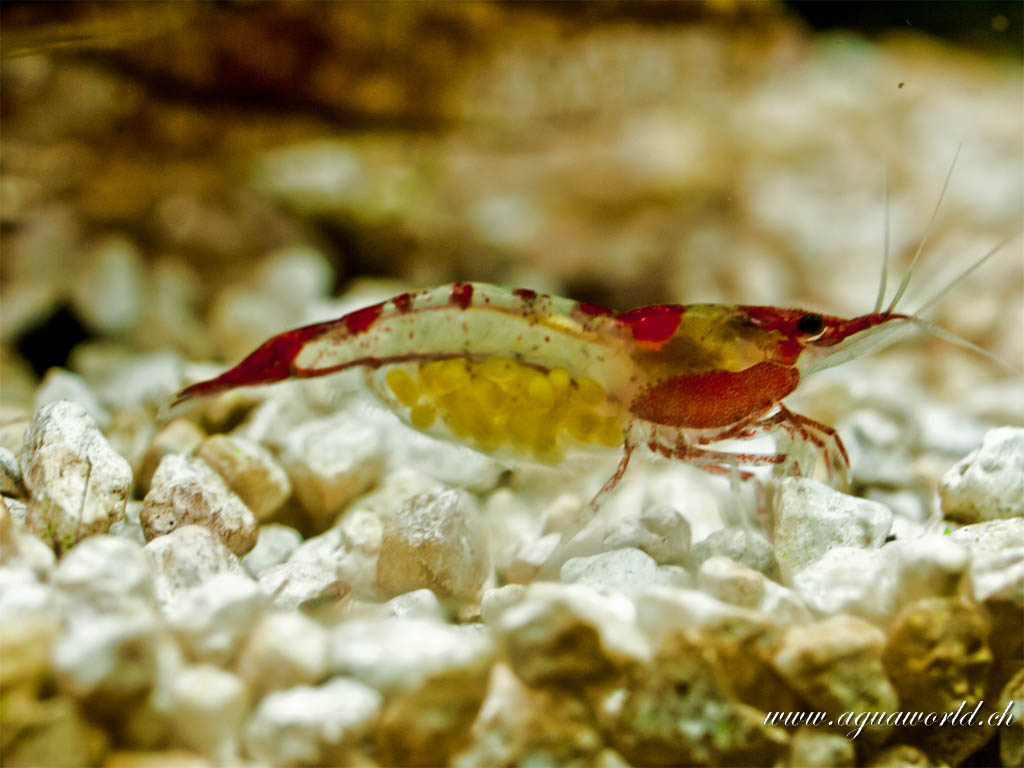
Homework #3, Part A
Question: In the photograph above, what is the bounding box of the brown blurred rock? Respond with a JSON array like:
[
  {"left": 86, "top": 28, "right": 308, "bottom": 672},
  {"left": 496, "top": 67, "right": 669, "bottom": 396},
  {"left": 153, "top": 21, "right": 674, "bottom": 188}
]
[
  {"left": 772, "top": 615, "right": 898, "bottom": 745},
  {"left": 452, "top": 663, "right": 606, "bottom": 768},
  {"left": 883, "top": 597, "right": 995, "bottom": 766},
  {"left": 606, "top": 632, "right": 789, "bottom": 767}
]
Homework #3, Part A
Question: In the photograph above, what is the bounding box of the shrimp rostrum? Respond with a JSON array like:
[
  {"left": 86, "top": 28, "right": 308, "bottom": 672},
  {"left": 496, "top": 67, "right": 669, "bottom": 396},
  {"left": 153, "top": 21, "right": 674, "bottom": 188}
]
[{"left": 173, "top": 215, "right": 1013, "bottom": 507}]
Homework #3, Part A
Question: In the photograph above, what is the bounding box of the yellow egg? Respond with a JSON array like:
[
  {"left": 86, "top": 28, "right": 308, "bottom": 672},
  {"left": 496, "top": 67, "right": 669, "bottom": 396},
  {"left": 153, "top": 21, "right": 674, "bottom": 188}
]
[
  {"left": 410, "top": 403, "right": 437, "bottom": 429},
  {"left": 481, "top": 356, "right": 518, "bottom": 382},
  {"left": 547, "top": 367, "right": 571, "bottom": 397},
  {"left": 385, "top": 368, "right": 420, "bottom": 407},
  {"left": 573, "top": 377, "right": 606, "bottom": 406},
  {"left": 565, "top": 408, "right": 600, "bottom": 441},
  {"left": 525, "top": 370, "right": 555, "bottom": 407}
]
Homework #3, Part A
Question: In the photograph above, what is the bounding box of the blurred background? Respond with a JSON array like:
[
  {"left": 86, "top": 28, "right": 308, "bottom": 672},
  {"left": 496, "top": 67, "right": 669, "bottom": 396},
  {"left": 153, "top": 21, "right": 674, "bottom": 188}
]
[{"left": 2, "top": 0, "right": 1022, "bottom": 410}]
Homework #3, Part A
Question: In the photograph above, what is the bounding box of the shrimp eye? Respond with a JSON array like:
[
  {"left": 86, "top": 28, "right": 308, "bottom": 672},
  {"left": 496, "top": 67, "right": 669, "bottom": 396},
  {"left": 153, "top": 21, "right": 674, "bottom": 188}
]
[{"left": 797, "top": 313, "right": 825, "bottom": 335}]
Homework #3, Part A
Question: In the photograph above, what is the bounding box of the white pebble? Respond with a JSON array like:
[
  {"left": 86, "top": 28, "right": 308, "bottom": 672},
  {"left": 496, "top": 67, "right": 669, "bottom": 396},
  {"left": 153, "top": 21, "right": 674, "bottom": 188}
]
[
  {"left": 791, "top": 547, "right": 889, "bottom": 621},
  {"left": 53, "top": 535, "right": 155, "bottom": 614},
  {"left": 0, "top": 498, "right": 55, "bottom": 577},
  {"left": 480, "top": 584, "right": 528, "bottom": 628},
  {"left": 560, "top": 547, "right": 660, "bottom": 590},
  {"left": 169, "top": 665, "right": 249, "bottom": 762},
  {"left": 52, "top": 611, "right": 159, "bottom": 702},
  {"left": 142, "top": 454, "right": 258, "bottom": 556},
  {"left": 602, "top": 504, "right": 692, "bottom": 565},
  {"left": 242, "top": 523, "right": 303, "bottom": 577},
  {"left": 287, "top": 510, "right": 381, "bottom": 600},
  {"left": 377, "top": 490, "right": 491, "bottom": 601},
  {"left": 70, "top": 234, "right": 145, "bottom": 336},
  {"left": 384, "top": 588, "right": 446, "bottom": 621},
  {"left": 697, "top": 556, "right": 811, "bottom": 624},
  {"left": 280, "top": 412, "right": 383, "bottom": 527},
  {"left": 773, "top": 478, "right": 892, "bottom": 583},
  {"left": 137, "top": 419, "right": 205, "bottom": 494},
  {"left": 690, "top": 527, "right": 778, "bottom": 579},
  {"left": 0, "top": 446, "right": 25, "bottom": 497},
  {"left": 20, "top": 400, "right": 132, "bottom": 550},
  {"left": 32, "top": 369, "right": 110, "bottom": 429},
  {"left": 633, "top": 585, "right": 767, "bottom": 643},
  {"left": 257, "top": 560, "right": 350, "bottom": 612},
  {"left": 145, "top": 524, "right": 247, "bottom": 606},
  {"left": 941, "top": 427, "right": 1024, "bottom": 523},
  {"left": 163, "top": 572, "right": 265, "bottom": 665},
  {"left": 966, "top": 546, "right": 1024, "bottom": 605},
  {"left": 329, "top": 618, "right": 495, "bottom": 694},
  {"left": 494, "top": 583, "right": 649, "bottom": 685},
  {"left": 0, "top": 565, "right": 58, "bottom": 621},
  {"left": 243, "top": 676, "right": 382, "bottom": 766},
  {"left": 237, "top": 611, "right": 329, "bottom": 695}
]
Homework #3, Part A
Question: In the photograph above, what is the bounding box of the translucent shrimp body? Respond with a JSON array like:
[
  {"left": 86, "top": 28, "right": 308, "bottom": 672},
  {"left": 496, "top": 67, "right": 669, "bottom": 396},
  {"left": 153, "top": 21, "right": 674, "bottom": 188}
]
[{"left": 173, "top": 213, "right": 1014, "bottom": 505}]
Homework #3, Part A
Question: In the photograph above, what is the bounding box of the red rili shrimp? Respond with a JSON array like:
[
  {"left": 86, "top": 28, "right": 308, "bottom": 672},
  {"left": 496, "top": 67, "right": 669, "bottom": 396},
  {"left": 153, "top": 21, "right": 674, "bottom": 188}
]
[{"left": 172, "top": 164, "right": 1016, "bottom": 507}]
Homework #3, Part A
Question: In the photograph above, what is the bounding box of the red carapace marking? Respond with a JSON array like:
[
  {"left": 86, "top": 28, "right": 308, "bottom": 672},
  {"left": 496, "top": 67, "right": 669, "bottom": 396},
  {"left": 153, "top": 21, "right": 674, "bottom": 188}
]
[
  {"left": 513, "top": 288, "right": 537, "bottom": 302},
  {"left": 630, "top": 362, "right": 799, "bottom": 429},
  {"left": 576, "top": 301, "right": 613, "bottom": 316},
  {"left": 450, "top": 282, "right": 474, "bottom": 309},
  {"left": 617, "top": 305, "right": 684, "bottom": 344},
  {"left": 171, "top": 319, "right": 336, "bottom": 406},
  {"left": 344, "top": 303, "right": 384, "bottom": 334},
  {"left": 392, "top": 293, "right": 413, "bottom": 313}
]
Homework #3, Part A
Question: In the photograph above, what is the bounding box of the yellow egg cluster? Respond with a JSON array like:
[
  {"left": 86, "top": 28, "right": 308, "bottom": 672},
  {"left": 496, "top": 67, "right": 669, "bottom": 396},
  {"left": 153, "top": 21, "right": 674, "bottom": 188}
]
[{"left": 385, "top": 357, "right": 624, "bottom": 462}]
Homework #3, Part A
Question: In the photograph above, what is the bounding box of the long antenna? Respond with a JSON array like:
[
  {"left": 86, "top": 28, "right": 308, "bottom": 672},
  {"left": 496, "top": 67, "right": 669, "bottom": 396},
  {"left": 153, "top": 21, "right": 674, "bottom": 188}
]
[
  {"left": 873, "top": 166, "right": 891, "bottom": 313},
  {"left": 886, "top": 144, "right": 962, "bottom": 314},
  {"left": 913, "top": 230, "right": 1022, "bottom": 316}
]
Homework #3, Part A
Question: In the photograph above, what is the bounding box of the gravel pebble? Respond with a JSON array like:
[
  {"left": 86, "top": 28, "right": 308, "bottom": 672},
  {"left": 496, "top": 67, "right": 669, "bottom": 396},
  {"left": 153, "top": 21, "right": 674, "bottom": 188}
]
[
  {"left": 162, "top": 572, "right": 265, "bottom": 665},
  {"left": 0, "top": 497, "right": 55, "bottom": 576},
  {"left": 243, "top": 676, "right": 381, "bottom": 766},
  {"left": 33, "top": 369, "right": 110, "bottom": 429},
  {"left": 560, "top": 547, "right": 660, "bottom": 590},
  {"left": 494, "top": 582, "right": 648, "bottom": 686},
  {"left": 773, "top": 478, "right": 892, "bottom": 583},
  {"left": 940, "top": 427, "right": 1024, "bottom": 523},
  {"left": 377, "top": 489, "right": 491, "bottom": 601},
  {"left": 256, "top": 560, "right": 351, "bottom": 612},
  {"left": 137, "top": 419, "right": 205, "bottom": 495},
  {"left": 689, "top": 527, "right": 778, "bottom": 579},
  {"left": 20, "top": 400, "right": 132, "bottom": 550},
  {"left": 241, "top": 523, "right": 303, "bottom": 577},
  {"left": 280, "top": 412, "right": 383, "bottom": 529},
  {"left": 145, "top": 525, "right": 247, "bottom": 606},
  {"left": 789, "top": 727, "right": 855, "bottom": 767},
  {"left": 384, "top": 588, "right": 446, "bottom": 621},
  {"left": 53, "top": 535, "right": 155, "bottom": 614},
  {"left": 288, "top": 509, "right": 381, "bottom": 599},
  {"left": 329, "top": 618, "right": 494, "bottom": 694},
  {"left": 772, "top": 615, "right": 898, "bottom": 742},
  {"left": 0, "top": 446, "right": 25, "bottom": 497},
  {"left": 52, "top": 611, "right": 160, "bottom": 705},
  {"left": 236, "top": 610, "right": 329, "bottom": 695},
  {"left": 142, "top": 454, "right": 258, "bottom": 556},
  {"left": 168, "top": 665, "right": 249, "bottom": 762},
  {"left": 197, "top": 434, "right": 291, "bottom": 521},
  {"left": 698, "top": 556, "right": 812, "bottom": 624}
]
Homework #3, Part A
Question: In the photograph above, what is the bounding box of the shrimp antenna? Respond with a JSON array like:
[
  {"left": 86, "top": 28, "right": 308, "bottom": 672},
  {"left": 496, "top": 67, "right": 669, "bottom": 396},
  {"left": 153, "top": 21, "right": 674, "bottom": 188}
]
[
  {"left": 906, "top": 316, "right": 1015, "bottom": 372},
  {"left": 886, "top": 144, "right": 962, "bottom": 314},
  {"left": 872, "top": 166, "right": 891, "bottom": 313},
  {"left": 913, "top": 230, "right": 1022, "bottom": 316}
]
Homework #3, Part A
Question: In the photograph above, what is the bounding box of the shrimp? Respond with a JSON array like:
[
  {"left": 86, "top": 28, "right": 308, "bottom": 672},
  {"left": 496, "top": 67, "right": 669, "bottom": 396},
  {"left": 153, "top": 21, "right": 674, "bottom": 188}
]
[{"left": 171, "top": 166, "right": 1017, "bottom": 508}]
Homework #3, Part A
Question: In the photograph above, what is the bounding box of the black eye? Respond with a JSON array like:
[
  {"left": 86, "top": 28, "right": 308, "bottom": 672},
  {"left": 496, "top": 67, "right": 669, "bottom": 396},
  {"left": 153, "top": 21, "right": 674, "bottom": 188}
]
[{"left": 797, "top": 313, "right": 825, "bottom": 335}]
